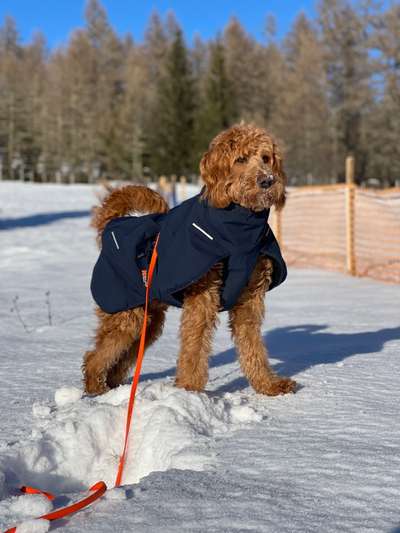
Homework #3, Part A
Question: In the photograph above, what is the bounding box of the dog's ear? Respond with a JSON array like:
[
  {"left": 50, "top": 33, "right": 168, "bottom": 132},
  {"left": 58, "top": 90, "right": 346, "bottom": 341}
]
[
  {"left": 200, "top": 145, "right": 232, "bottom": 208},
  {"left": 272, "top": 143, "right": 287, "bottom": 211}
]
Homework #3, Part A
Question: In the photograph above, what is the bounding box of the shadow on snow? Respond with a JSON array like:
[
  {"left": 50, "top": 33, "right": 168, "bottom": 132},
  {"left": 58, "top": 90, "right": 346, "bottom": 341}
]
[
  {"left": 141, "top": 324, "right": 400, "bottom": 393},
  {"left": 0, "top": 210, "right": 90, "bottom": 230}
]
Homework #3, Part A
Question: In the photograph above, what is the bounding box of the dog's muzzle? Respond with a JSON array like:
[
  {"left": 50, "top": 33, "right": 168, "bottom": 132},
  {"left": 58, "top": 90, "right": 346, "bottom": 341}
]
[{"left": 257, "top": 174, "right": 276, "bottom": 189}]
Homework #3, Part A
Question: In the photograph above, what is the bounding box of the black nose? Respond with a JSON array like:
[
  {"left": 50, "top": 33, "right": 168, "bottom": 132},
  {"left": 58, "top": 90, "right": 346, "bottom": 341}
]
[{"left": 258, "top": 175, "right": 275, "bottom": 189}]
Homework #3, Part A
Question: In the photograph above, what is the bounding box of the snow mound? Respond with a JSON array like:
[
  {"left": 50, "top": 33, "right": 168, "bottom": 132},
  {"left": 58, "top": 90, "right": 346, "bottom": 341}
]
[
  {"left": 0, "top": 381, "right": 263, "bottom": 500},
  {"left": 16, "top": 518, "right": 50, "bottom": 532},
  {"left": 54, "top": 386, "right": 82, "bottom": 407},
  {"left": 32, "top": 403, "right": 51, "bottom": 419},
  {"left": 10, "top": 494, "right": 52, "bottom": 517}
]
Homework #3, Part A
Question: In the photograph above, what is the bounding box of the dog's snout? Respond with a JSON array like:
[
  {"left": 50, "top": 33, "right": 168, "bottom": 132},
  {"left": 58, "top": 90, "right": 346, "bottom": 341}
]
[{"left": 258, "top": 175, "right": 275, "bottom": 189}]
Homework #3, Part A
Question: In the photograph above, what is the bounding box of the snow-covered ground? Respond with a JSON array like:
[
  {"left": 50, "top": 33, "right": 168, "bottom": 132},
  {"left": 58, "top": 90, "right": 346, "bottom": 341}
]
[{"left": 0, "top": 181, "right": 399, "bottom": 533}]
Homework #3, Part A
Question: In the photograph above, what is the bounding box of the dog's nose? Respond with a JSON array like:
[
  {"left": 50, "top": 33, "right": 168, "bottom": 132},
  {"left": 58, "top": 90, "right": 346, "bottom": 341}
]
[{"left": 258, "top": 175, "right": 275, "bottom": 189}]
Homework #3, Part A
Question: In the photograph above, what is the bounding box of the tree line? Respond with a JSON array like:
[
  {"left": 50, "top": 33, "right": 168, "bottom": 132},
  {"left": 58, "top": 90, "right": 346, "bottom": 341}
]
[{"left": 0, "top": 0, "right": 399, "bottom": 186}]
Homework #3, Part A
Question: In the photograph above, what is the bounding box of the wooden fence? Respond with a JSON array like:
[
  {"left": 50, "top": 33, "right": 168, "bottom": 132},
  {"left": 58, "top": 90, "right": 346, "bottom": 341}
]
[{"left": 270, "top": 159, "right": 400, "bottom": 284}]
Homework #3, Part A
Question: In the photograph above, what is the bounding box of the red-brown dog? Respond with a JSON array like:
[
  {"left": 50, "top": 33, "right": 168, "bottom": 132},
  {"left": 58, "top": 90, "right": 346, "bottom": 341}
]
[{"left": 83, "top": 124, "right": 296, "bottom": 397}]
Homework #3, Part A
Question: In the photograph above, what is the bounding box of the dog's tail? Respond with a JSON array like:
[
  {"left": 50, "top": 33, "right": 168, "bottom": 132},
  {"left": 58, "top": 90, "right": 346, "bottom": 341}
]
[{"left": 91, "top": 184, "right": 169, "bottom": 244}]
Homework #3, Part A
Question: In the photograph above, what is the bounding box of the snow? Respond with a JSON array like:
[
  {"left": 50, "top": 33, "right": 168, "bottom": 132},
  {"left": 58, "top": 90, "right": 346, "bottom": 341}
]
[
  {"left": 0, "top": 181, "right": 400, "bottom": 532},
  {"left": 9, "top": 494, "right": 52, "bottom": 518},
  {"left": 0, "top": 380, "right": 265, "bottom": 500},
  {"left": 16, "top": 519, "right": 50, "bottom": 533},
  {"left": 54, "top": 386, "right": 82, "bottom": 407}
]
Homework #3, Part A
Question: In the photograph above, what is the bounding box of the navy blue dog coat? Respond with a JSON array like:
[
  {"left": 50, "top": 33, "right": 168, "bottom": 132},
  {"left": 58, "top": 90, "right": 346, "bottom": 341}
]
[{"left": 91, "top": 192, "right": 287, "bottom": 314}]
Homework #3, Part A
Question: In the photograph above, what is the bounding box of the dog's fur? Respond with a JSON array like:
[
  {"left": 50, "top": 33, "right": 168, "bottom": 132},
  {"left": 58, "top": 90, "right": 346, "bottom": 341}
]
[{"left": 83, "top": 124, "right": 296, "bottom": 396}]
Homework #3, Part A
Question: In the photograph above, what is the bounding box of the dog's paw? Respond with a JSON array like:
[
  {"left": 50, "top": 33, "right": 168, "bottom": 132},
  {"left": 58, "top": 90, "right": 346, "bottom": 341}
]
[
  {"left": 174, "top": 378, "right": 205, "bottom": 393},
  {"left": 255, "top": 376, "right": 297, "bottom": 396},
  {"left": 83, "top": 374, "right": 110, "bottom": 396}
]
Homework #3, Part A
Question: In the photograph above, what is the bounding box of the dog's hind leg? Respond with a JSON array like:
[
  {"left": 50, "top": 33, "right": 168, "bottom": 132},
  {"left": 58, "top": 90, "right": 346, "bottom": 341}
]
[
  {"left": 106, "top": 301, "right": 167, "bottom": 389},
  {"left": 229, "top": 257, "right": 296, "bottom": 396},
  {"left": 83, "top": 307, "right": 145, "bottom": 395},
  {"left": 175, "top": 266, "right": 221, "bottom": 392}
]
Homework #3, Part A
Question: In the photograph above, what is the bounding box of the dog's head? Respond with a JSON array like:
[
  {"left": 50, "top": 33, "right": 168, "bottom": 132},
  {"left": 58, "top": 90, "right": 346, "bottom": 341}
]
[{"left": 200, "top": 124, "right": 286, "bottom": 212}]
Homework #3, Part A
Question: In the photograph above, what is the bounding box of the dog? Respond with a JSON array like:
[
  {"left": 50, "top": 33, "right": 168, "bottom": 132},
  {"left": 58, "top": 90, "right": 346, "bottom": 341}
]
[{"left": 83, "top": 123, "right": 296, "bottom": 397}]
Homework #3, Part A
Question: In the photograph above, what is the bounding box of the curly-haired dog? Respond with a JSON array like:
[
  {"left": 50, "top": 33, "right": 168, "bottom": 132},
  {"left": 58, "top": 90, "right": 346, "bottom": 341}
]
[{"left": 83, "top": 124, "right": 296, "bottom": 396}]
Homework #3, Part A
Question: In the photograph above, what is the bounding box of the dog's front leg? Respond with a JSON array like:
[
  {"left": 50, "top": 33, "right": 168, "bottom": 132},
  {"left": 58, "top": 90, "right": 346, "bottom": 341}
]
[
  {"left": 175, "top": 266, "right": 222, "bottom": 392},
  {"left": 229, "top": 257, "right": 296, "bottom": 396}
]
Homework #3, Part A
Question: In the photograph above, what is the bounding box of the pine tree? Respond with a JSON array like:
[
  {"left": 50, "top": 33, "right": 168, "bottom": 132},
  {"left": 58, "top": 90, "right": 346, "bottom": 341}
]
[
  {"left": 365, "top": 3, "right": 400, "bottom": 185},
  {"left": 0, "top": 17, "right": 45, "bottom": 180},
  {"left": 143, "top": 11, "right": 168, "bottom": 84},
  {"left": 85, "top": 0, "right": 112, "bottom": 49},
  {"left": 0, "top": 15, "right": 19, "bottom": 53},
  {"left": 149, "top": 28, "right": 195, "bottom": 177},
  {"left": 21, "top": 32, "right": 48, "bottom": 179},
  {"left": 260, "top": 16, "right": 286, "bottom": 129},
  {"left": 318, "top": 0, "right": 373, "bottom": 181},
  {"left": 276, "top": 14, "right": 333, "bottom": 184},
  {"left": 194, "top": 39, "right": 235, "bottom": 160},
  {"left": 191, "top": 34, "right": 208, "bottom": 81},
  {"left": 223, "top": 18, "right": 266, "bottom": 122},
  {"left": 0, "top": 16, "right": 20, "bottom": 177},
  {"left": 49, "top": 0, "right": 127, "bottom": 180},
  {"left": 118, "top": 41, "right": 148, "bottom": 180}
]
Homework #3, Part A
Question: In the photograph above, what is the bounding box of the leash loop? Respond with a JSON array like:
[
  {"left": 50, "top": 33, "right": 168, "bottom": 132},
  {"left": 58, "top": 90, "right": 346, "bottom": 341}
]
[{"left": 4, "top": 482, "right": 107, "bottom": 533}]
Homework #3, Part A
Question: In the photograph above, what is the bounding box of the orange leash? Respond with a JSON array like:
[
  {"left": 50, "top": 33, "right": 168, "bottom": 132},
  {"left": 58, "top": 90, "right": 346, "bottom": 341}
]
[
  {"left": 3, "top": 235, "right": 160, "bottom": 532},
  {"left": 20, "top": 486, "right": 55, "bottom": 500},
  {"left": 4, "top": 482, "right": 107, "bottom": 533},
  {"left": 115, "top": 234, "right": 159, "bottom": 486}
]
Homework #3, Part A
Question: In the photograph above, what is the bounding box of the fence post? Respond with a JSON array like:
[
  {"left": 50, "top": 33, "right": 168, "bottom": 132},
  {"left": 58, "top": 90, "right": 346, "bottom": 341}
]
[
  {"left": 179, "top": 175, "right": 187, "bottom": 201},
  {"left": 158, "top": 175, "right": 167, "bottom": 195},
  {"left": 345, "top": 155, "right": 356, "bottom": 276}
]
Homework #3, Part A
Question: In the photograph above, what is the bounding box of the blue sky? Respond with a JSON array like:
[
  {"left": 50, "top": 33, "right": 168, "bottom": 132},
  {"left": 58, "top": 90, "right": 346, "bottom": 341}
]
[{"left": 0, "top": 0, "right": 318, "bottom": 48}]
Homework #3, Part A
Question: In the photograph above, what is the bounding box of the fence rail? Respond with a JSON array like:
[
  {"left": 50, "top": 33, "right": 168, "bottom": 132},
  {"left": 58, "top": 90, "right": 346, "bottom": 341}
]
[{"left": 270, "top": 179, "right": 400, "bottom": 284}]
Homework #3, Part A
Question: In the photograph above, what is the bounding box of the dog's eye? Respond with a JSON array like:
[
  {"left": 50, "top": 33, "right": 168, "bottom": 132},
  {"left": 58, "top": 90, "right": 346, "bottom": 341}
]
[
  {"left": 262, "top": 155, "right": 270, "bottom": 164},
  {"left": 235, "top": 156, "right": 248, "bottom": 164}
]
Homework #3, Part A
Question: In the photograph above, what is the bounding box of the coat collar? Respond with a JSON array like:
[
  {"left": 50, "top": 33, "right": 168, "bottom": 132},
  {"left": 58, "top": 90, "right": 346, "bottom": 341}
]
[{"left": 197, "top": 193, "right": 270, "bottom": 252}]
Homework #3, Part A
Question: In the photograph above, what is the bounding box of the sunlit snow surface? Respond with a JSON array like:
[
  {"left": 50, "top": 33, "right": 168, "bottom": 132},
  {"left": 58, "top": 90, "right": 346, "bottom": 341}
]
[{"left": 0, "top": 182, "right": 399, "bottom": 532}]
